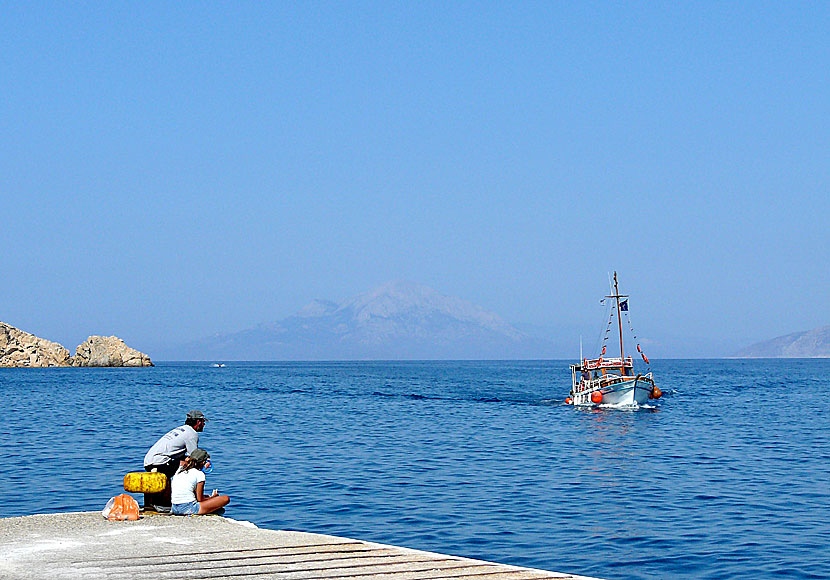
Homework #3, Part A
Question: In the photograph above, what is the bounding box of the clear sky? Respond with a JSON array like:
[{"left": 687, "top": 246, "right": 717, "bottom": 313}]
[{"left": 2, "top": 2, "right": 828, "bottom": 357}]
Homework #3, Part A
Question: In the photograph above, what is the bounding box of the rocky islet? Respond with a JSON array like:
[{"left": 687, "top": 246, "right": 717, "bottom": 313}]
[{"left": 0, "top": 322, "right": 153, "bottom": 367}]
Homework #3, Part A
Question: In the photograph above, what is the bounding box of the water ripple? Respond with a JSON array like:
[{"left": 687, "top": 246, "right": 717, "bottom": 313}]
[{"left": 1, "top": 360, "right": 829, "bottom": 580}]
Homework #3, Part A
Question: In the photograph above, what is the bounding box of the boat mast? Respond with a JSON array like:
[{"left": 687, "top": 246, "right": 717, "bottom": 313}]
[{"left": 613, "top": 272, "right": 625, "bottom": 375}]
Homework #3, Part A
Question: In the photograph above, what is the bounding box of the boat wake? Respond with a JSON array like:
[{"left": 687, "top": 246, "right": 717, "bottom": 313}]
[{"left": 593, "top": 401, "right": 658, "bottom": 411}]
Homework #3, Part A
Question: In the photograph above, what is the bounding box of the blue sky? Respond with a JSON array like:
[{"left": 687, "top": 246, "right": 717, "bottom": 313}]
[{"left": 2, "top": 3, "right": 828, "bottom": 356}]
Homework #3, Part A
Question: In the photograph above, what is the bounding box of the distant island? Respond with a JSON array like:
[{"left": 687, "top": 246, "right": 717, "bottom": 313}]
[
  {"left": 174, "top": 280, "right": 557, "bottom": 361},
  {"left": 8, "top": 292, "right": 827, "bottom": 363},
  {"left": 0, "top": 322, "right": 153, "bottom": 367},
  {"left": 734, "top": 325, "right": 830, "bottom": 358}
]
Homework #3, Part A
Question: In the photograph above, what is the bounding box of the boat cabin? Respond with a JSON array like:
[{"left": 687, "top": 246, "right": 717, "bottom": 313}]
[
  {"left": 570, "top": 356, "right": 634, "bottom": 380},
  {"left": 569, "top": 356, "right": 641, "bottom": 396}
]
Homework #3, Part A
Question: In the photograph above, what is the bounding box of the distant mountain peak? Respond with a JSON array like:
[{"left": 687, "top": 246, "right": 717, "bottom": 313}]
[
  {"left": 337, "top": 280, "right": 519, "bottom": 337},
  {"left": 340, "top": 279, "right": 436, "bottom": 315},
  {"left": 177, "top": 281, "right": 549, "bottom": 360},
  {"left": 371, "top": 279, "right": 432, "bottom": 296},
  {"left": 296, "top": 299, "right": 338, "bottom": 318}
]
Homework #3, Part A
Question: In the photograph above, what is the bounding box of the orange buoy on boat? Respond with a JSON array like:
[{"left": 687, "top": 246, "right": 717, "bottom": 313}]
[
  {"left": 591, "top": 391, "right": 603, "bottom": 404},
  {"left": 652, "top": 387, "right": 662, "bottom": 399},
  {"left": 565, "top": 397, "right": 573, "bottom": 405}
]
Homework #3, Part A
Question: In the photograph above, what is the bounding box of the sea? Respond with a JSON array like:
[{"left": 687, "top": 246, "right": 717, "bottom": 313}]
[{"left": 1, "top": 360, "right": 828, "bottom": 580}]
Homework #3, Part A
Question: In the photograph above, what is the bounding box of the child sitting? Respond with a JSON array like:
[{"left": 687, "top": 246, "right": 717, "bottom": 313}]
[{"left": 170, "top": 448, "right": 230, "bottom": 516}]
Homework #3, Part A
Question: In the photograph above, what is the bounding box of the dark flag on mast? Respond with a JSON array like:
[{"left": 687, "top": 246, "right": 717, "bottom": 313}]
[{"left": 619, "top": 299, "right": 628, "bottom": 312}]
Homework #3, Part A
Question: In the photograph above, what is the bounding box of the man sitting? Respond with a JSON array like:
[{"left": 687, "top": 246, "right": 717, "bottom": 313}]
[{"left": 142, "top": 410, "right": 208, "bottom": 510}]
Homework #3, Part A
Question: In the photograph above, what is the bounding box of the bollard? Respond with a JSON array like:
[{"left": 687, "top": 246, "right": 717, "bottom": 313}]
[{"left": 123, "top": 471, "right": 169, "bottom": 512}]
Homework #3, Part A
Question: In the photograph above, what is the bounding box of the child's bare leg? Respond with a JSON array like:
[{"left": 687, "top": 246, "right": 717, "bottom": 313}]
[{"left": 198, "top": 495, "right": 230, "bottom": 515}]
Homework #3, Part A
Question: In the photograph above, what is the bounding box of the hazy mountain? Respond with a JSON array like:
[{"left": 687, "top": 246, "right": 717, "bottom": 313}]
[
  {"left": 734, "top": 326, "right": 830, "bottom": 358},
  {"left": 174, "top": 280, "right": 557, "bottom": 360}
]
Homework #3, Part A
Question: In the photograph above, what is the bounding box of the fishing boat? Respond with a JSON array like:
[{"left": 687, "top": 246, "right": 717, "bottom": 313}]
[{"left": 567, "top": 272, "right": 662, "bottom": 407}]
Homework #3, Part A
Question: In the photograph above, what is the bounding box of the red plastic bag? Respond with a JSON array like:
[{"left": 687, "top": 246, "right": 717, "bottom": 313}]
[{"left": 102, "top": 493, "right": 140, "bottom": 521}]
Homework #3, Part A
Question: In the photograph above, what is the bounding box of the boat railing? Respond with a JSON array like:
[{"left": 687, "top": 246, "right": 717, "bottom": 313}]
[
  {"left": 574, "top": 377, "right": 609, "bottom": 393},
  {"left": 573, "top": 372, "right": 653, "bottom": 393}
]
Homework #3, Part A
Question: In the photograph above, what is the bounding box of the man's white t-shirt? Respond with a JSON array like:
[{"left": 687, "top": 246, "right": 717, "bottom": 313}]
[{"left": 171, "top": 468, "right": 205, "bottom": 504}]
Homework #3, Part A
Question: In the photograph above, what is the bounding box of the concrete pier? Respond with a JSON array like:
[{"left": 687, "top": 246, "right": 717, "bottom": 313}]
[{"left": 0, "top": 512, "right": 602, "bottom": 580}]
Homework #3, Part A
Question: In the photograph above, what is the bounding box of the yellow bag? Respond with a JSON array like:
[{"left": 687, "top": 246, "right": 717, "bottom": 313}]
[{"left": 102, "top": 494, "right": 140, "bottom": 521}]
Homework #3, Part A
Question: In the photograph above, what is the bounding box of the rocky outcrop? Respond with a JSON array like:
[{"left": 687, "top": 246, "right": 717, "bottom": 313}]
[
  {"left": 0, "top": 322, "right": 72, "bottom": 367},
  {"left": 0, "top": 321, "right": 153, "bottom": 367},
  {"left": 71, "top": 336, "right": 154, "bottom": 367}
]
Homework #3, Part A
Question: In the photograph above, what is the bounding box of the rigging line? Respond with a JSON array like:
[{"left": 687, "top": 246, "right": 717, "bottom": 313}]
[
  {"left": 624, "top": 310, "right": 638, "bottom": 338},
  {"left": 600, "top": 301, "right": 615, "bottom": 359},
  {"left": 593, "top": 292, "right": 613, "bottom": 357},
  {"left": 622, "top": 311, "right": 636, "bottom": 352},
  {"left": 601, "top": 306, "right": 614, "bottom": 347},
  {"left": 624, "top": 309, "right": 645, "bottom": 354},
  {"left": 595, "top": 288, "right": 612, "bottom": 356},
  {"left": 622, "top": 309, "right": 651, "bottom": 371}
]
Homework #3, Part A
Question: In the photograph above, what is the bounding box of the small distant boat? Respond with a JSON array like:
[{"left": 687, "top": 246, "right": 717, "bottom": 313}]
[
  {"left": 211, "top": 363, "right": 226, "bottom": 368},
  {"left": 567, "top": 272, "right": 662, "bottom": 407}
]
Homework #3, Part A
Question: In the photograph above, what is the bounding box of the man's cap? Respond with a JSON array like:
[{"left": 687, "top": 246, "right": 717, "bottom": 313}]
[
  {"left": 190, "top": 448, "right": 209, "bottom": 463},
  {"left": 187, "top": 410, "right": 208, "bottom": 421}
]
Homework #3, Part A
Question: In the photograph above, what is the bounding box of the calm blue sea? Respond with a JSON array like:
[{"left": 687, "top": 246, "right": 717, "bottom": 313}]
[{"left": 1, "top": 360, "right": 828, "bottom": 579}]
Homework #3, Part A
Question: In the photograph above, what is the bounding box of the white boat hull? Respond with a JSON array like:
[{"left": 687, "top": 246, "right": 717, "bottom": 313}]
[{"left": 572, "top": 376, "right": 654, "bottom": 407}]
